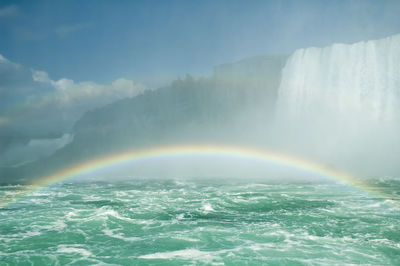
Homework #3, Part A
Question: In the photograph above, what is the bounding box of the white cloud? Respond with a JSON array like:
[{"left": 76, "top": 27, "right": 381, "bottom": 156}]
[
  {"left": 0, "top": 54, "right": 9, "bottom": 62},
  {"left": 31, "top": 70, "right": 146, "bottom": 106},
  {"left": 53, "top": 78, "right": 74, "bottom": 91},
  {"left": 1, "top": 54, "right": 148, "bottom": 165},
  {"left": 0, "top": 5, "right": 18, "bottom": 18},
  {"left": 32, "top": 70, "right": 51, "bottom": 83}
]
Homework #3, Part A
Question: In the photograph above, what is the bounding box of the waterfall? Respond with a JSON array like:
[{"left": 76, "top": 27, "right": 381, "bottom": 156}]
[
  {"left": 277, "top": 34, "right": 400, "bottom": 123},
  {"left": 274, "top": 34, "right": 400, "bottom": 176}
]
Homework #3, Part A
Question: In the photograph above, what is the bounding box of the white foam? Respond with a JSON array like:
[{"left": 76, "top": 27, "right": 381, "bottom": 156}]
[
  {"left": 3, "top": 190, "right": 24, "bottom": 196},
  {"left": 172, "top": 235, "right": 200, "bottom": 242},
  {"left": 96, "top": 207, "right": 136, "bottom": 222},
  {"left": 66, "top": 207, "right": 136, "bottom": 223},
  {"left": 139, "top": 249, "right": 217, "bottom": 261},
  {"left": 32, "top": 220, "right": 67, "bottom": 231},
  {"left": 0, "top": 230, "right": 42, "bottom": 243},
  {"left": 176, "top": 213, "right": 185, "bottom": 220},
  {"left": 29, "top": 198, "right": 51, "bottom": 204},
  {"left": 115, "top": 191, "right": 127, "bottom": 197},
  {"left": 65, "top": 211, "right": 81, "bottom": 221},
  {"left": 57, "top": 245, "right": 92, "bottom": 257},
  {"left": 82, "top": 194, "right": 102, "bottom": 201},
  {"left": 202, "top": 203, "right": 214, "bottom": 212},
  {"left": 102, "top": 228, "right": 141, "bottom": 242}
]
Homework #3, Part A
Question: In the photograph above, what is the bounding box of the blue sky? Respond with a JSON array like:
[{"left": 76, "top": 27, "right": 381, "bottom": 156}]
[{"left": 1, "top": 0, "right": 400, "bottom": 87}]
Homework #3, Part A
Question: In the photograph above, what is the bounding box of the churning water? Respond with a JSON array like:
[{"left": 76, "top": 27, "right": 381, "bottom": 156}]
[{"left": 1, "top": 178, "right": 400, "bottom": 265}]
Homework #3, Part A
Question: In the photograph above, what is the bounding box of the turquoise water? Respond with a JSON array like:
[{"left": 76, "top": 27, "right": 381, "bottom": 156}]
[{"left": 1, "top": 178, "right": 400, "bottom": 265}]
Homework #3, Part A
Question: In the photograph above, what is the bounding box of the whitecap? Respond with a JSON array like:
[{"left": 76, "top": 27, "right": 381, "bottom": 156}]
[
  {"left": 57, "top": 245, "right": 92, "bottom": 257},
  {"left": 32, "top": 220, "right": 67, "bottom": 232},
  {"left": 102, "top": 228, "right": 141, "bottom": 242},
  {"left": 115, "top": 191, "right": 127, "bottom": 197},
  {"left": 95, "top": 207, "right": 135, "bottom": 222},
  {"left": 172, "top": 234, "right": 200, "bottom": 242},
  {"left": 139, "top": 249, "right": 217, "bottom": 261},
  {"left": 176, "top": 213, "right": 185, "bottom": 220},
  {"left": 0, "top": 230, "right": 42, "bottom": 243},
  {"left": 202, "top": 203, "right": 214, "bottom": 212}
]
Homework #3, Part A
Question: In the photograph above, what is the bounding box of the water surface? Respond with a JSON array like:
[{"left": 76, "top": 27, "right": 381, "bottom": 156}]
[{"left": 1, "top": 178, "right": 400, "bottom": 265}]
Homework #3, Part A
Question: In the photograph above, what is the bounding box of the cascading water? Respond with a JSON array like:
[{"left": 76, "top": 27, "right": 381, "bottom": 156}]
[
  {"left": 275, "top": 34, "right": 400, "bottom": 176},
  {"left": 277, "top": 34, "right": 400, "bottom": 122}
]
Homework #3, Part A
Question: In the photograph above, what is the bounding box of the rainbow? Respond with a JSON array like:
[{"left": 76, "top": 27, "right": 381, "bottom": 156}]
[{"left": 0, "top": 145, "right": 397, "bottom": 209}]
